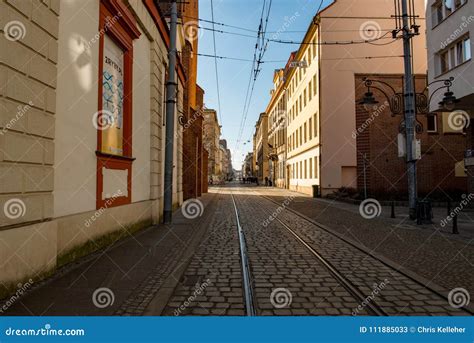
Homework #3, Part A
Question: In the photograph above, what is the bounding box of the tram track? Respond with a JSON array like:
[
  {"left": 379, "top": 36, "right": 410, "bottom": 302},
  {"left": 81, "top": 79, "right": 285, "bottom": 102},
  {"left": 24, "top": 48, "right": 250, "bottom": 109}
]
[
  {"left": 231, "top": 192, "right": 257, "bottom": 316},
  {"left": 232, "top": 187, "right": 384, "bottom": 316},
  {"left": 256, "top": 190, "right": 473, "bottom": 316}
]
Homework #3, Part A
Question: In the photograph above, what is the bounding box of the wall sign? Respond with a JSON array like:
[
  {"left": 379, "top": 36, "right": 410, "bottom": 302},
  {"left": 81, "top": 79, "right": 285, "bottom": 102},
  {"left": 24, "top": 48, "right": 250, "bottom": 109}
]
[{"left": 101, "top": 35, "right": 124, "bottom": 156}]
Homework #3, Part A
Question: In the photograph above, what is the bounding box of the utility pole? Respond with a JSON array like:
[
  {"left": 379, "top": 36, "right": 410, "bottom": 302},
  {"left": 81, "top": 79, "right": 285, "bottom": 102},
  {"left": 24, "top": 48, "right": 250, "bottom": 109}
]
[
  {"left": 163, "top": 0, "right": 178, "bottom": 224},
  {"left": 401, "top": 0, "right": 417, "bottom": 220}
]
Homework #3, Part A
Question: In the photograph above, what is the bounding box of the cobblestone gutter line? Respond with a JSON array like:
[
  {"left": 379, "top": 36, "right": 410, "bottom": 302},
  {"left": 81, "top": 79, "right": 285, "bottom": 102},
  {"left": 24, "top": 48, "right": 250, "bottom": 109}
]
[{"left": 115, "top": 191, "right": 222, "bottom": 316}]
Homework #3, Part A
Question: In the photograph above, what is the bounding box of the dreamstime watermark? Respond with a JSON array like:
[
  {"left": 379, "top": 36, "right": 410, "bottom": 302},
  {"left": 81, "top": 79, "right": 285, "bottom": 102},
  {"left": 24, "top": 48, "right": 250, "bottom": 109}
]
[
  {"left": 84, "top": 190, "right": 123, "bottom": 227},
  {"left": 262, "top": 195, "right": 295, "bottom": 227},
  {"left": 352, "top": 101, "right": 389, "bottom": 138},
  {"left": 359, "top": 21, "right": 382, "bottom": 40},
  {"left": 183, "top": 20, "right": 203, "bottom": 42},
  {"left": 0, "top": 279, "right": 33, "bottom": 314},
  {"left": 3, "top": 198, "right": 26, "bottom": 220},
  {"left": 440, "top": 15, "right": 474, "bottom": 49},
  {"left": 271, "top": 12, "right": 300, "bottom": 40},
  {"left": 4, "top": 20, "right": 26, "bottom": 41},
  {"left": 359, "top": 198, "right": 382, "bottom": 219},
  {"left": 181, "top": 198, "right": 204, "bottom": 219},
  {"left": 174, "top": 278, "right": 211, "bottom": 316},
  {"left": 447, "top": 110, "right": 470, "bottom": 131},
  {"left": 92, "top": 287, "right": 115, "bottom": 308},
  {"left": 448, "top": 288, "right": 470, "bottom": 309},
  {"left": 270, "top": 288, "right": 292, "bottom": 308},
  {"left": 1, "top": 101, "right": 34, "bottom": 135},
  {"left": 92, "top": 110, "right": 115, "bottom": 130},
  {"left": 441, "top": 193, "right": 474, "bottom": 227},
  {"left": 84, "top": 13, "right": 122, "bottom": 51},
  {"left": 178, "top": 107, "right": 205, "bottom": 135},
  {"left": 352, "top": 279, "right": 389, "bottom": 315},
  {"left": 4, "top": 324, "right": 85, "bottom": 337}
]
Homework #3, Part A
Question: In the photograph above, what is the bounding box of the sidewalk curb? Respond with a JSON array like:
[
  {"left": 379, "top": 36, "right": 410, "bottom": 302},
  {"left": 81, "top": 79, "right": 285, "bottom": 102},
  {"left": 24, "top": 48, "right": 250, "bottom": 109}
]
[{"left": 143, "top": 189, "right": 222, "bottom": 316}]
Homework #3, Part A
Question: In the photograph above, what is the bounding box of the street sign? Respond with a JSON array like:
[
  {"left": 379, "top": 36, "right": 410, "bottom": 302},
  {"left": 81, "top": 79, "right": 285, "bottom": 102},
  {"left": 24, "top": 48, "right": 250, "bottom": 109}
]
[{"left": 290, "top": 60, "right": 308, "bottom": 68}]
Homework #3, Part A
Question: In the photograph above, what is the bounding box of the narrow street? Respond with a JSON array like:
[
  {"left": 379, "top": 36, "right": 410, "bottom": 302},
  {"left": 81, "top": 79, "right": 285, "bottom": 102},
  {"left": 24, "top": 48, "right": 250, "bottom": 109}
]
[{"left": 2, "top": 184, "right": 472, "bottom": 317}]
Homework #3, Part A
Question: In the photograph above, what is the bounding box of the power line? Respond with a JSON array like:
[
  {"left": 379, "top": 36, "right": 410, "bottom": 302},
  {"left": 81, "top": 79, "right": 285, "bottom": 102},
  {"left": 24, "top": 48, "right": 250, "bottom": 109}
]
[
  {"left": 194, "top": 52, "right": 286, "bottom": 63},
  {"left": 235, "top": 0, "right": 267, "bottom": 153},
  {"left": 267, "top": 31, "right": 395, "bottom": 45}
]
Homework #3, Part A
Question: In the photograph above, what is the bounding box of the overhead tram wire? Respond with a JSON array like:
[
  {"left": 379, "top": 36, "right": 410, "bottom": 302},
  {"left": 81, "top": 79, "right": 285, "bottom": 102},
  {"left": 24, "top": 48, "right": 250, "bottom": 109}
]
[
  {"left": 236, "top": 0, "right": 273, "bottom": 154},
  {"left": 234, "top": 0, "right": 267, "bottom": 152},
  {"left": 210, "top": 0, "right": 223, "bottom": 129},
  {"left": 191, "top": 51, "right": 403, "bottom": 62},
  {"left": 192, "top": 24, "right": 398, "bottom": 46},
  {"left": 236, "top": 0, "right": 273, "bottom": 153}
]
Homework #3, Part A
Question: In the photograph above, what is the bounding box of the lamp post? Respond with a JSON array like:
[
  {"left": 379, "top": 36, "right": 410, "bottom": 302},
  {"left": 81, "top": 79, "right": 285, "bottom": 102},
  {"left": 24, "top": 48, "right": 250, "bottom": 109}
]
[{"left": 360, "top": 76, "right": 459, "bottom": 220}]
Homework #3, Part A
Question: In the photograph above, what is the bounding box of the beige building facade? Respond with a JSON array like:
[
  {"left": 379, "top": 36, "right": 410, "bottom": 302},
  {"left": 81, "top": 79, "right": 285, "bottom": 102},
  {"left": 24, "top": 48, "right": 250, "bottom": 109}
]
[
  {"left": 203, "top": 108, "right": 221, "bottom": 180},
  {"left": 254, "top": 112, "right": 269, "bottom": 184},
  {"left": 0, "top": 0, "right": 185, "bottom": 298},
  {"left": 267, "top": 67, "right": 290, "bottom": 188}
]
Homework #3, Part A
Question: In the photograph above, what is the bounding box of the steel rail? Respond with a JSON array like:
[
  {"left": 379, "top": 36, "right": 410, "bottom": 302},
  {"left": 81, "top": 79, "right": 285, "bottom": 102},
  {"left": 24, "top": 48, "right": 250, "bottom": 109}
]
[
  {"left": 231, "top": 193, "right": 257, "bottom": 316},
  {"left": 260, "top": 192, "right": 474, "bottom": 316}
]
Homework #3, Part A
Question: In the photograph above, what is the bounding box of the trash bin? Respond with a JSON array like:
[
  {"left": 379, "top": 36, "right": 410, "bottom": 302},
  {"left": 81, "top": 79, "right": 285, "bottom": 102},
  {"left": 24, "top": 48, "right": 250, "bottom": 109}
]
[
  {"left": 312, "top": 185, "right": 320, "bottom": 198},
  {"left": 416, "top": 200, "right": 433, "bottom": 225}
]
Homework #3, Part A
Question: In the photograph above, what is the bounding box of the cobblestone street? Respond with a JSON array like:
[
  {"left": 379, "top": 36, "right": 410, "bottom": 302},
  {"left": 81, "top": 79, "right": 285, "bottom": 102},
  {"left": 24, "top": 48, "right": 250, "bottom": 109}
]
[{"left": 2, "top": 183, "right": 472, "bottom": 317}]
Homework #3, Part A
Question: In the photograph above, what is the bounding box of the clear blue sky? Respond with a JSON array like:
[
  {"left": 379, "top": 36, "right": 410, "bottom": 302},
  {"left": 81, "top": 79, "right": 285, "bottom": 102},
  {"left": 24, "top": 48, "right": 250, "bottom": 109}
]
[{"left": 197, "top": 0, "right": 333, "bottom": 169}]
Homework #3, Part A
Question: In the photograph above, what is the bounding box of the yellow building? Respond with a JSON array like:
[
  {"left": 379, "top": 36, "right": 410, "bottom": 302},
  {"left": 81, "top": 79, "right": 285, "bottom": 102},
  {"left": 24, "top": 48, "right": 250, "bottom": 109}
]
[
  {"left": 254, "top": 113, "right": 269, "bottom": 184},
  {"left": 285, "top": 22, "right": 320, "bottom": 195},
  {"left": 267, "top": 66, "right": 291, "bottom": 188}
]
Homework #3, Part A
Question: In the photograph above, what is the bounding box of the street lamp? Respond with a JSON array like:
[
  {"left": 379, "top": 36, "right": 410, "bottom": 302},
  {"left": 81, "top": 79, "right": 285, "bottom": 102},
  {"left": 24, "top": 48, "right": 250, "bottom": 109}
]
[
  {"left": 360, "top": 77, "right": 459, "bottom": 115},
  {"left": 359, "top": 76, "right": 460, "bottom": 219}
]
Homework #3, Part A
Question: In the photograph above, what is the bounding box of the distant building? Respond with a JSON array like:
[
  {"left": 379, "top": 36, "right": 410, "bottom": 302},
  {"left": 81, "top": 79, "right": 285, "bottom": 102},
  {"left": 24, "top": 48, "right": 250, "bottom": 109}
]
[
  {"left": 203, "top": 109, "right": 221, "bottom": 180},
  {"left": 267, "top": 56, "right": 294, "bottom": 188},
  {"left": 254, "top": 113, "right": 269, "bottom": 183},
  {"left": 242, "top": 153, "right": 254, "bottom": 178}
]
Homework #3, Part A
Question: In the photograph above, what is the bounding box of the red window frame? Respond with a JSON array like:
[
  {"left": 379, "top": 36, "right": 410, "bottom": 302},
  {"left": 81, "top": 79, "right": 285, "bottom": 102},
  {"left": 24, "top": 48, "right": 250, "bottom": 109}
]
[{"left": 96, "top": 0, "right": 140, "bottom": 209}]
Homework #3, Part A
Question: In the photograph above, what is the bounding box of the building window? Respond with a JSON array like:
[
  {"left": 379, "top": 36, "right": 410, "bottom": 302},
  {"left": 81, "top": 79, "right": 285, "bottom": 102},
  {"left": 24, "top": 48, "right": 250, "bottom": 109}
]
[
  {"left": 309, "top": 158, "right": 313, "bottom": 179},
  {"left": 304, "top": 88, "right": 307, "bottom": 107},
  {"left": 314, "top": 156, "right": 319, "bottom": 178},
  {"left": 299, "top": 161, "right": 302, "bottom": 178},
  {"left": 96, "top": 0, "right": 140, "bottom": 209},
  {"left": 313, "top": 113, "right": 318, "bottom": 137},
  {"left": 299, "top": 95, "right": 302, "bottom": 111},
  {"left": 312, "top": 36, "right": 316, "bottom": 57},
  {"left": 432, "top": 0, "right": 467, "bottom": 26},
  {"left": 427, "top": 113, "right": 438, "bottom": 133},
  {"left": 304, "top": 122, "right": 307, "bottom": 143},
  {"left": 309, "top": 81, "right": 312, "bottom": 101},
  {"left": 309, "top": 118, "right": 312, "bottom": 140},
  {"left": 439, "top": 36, "right": 471, "bottom": 74},
  {"left": 304, "top": 160, "right": 307, "bottom": 179},
  {"left": 299, "top": 126, "right": 302, "bottom": 145},
  {"left": 313, "top": 74, "right": 317, "bottom": 96}
]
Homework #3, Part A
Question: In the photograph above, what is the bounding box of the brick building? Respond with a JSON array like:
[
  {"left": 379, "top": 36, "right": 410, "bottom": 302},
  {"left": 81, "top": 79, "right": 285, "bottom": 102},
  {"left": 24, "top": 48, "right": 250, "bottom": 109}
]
[
  {"left": 355, "top": 74, "right": 467, "bottom": 198},
  {"left": 159, "top": 0, "right": 206, "bottom": 201},
  {"left": 203, "top": 109, "right": 221, "bottom": 180},
  {"left": 254, "top": 112, "right": 269, "bottom": 184}
]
